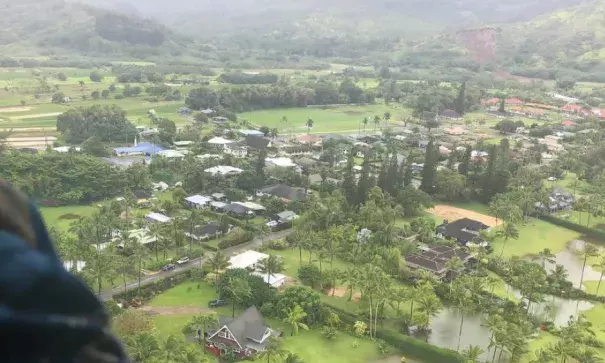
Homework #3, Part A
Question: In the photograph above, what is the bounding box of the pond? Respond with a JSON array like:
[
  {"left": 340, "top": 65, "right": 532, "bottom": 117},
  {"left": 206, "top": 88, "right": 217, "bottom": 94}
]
[
  {"left": 418, "top": 287, "right": 593, "bottom": 362},
  {"left": 542, "top": 240, "right": 602, "bottom": 289}
]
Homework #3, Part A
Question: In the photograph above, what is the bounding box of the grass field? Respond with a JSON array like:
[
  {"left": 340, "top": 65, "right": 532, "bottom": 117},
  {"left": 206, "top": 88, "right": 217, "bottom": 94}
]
[
  {"left": 272, "top": 246, "right": 354, "bottom": 278},
  {"left": 147, "top": 280, "right": 393, "bottom": 363},
  {"left": 239, "top": 105, "right": 412, "bottom": 133},
  {"left": 40, "top": 204, "right": 96, "bottom": 231}
]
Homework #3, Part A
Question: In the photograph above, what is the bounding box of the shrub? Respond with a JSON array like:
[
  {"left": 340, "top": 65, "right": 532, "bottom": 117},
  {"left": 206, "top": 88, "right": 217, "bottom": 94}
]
[
  {"left": 322, "top": 326, "right": 337, "bottom": 340},
  {"left": 537, "top": 214, "right": 605, "bottom": 241},
  {"left": 267, "top": 238, "right": 287, "bottom": 250},
  {"left": 218, "top": 228, "right": 254, "bottom": 249},
  {"left": 375, "top": 328, "right": 465, "bottom": 363},
  {"left": 298, "top": 264, "right": 322, "bottom": 288},
  {"left": 113, "top": 268, "right": 201, "bottom": 302}
]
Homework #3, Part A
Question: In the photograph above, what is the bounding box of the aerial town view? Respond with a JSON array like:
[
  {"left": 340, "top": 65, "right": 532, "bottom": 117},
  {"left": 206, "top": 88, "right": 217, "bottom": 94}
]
[{"left": 3, "top": 0, "right": 605, "bottom": 362}]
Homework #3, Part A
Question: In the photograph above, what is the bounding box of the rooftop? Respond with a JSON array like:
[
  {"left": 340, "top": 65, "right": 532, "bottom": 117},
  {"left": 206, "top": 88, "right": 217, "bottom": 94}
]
[{"left": 229, "top": 250, "right": 269, "bottom": 269}]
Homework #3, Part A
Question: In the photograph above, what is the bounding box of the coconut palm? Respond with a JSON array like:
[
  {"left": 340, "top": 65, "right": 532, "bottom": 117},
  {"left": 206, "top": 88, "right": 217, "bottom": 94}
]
[
  {"left": 342, "top": 267, "right": 361, "bottom": 301},
  {"left": 305, "top": 118, "right": 314, "bottom": 133},
  {"left": 595, "top": 255, "right": 605, "bottom": 295},
  {"left": 373, "top": 115, "right": 381, "bottom": 130},
  {"left": 450, "top": 279, "right": 472, "bottom": 351},
  {"left": 258, "top": 337, "right": 288, "bottom": 363},
  {"left": 208, "top": 251, "right": 229, "bottom": 288},
  {"left": 362, "top": 117, "right": 369, "bottom": 132},
  {"left": 284, "top": 353, "right": 305, "bottom": 363},
  {"left": 124, "top": 332, "right": 160, "bottom": 362},
  {"left": 496, "top": 222, "right": 519, "bottom": 259},
  {"left": 530, "top": 348, "right": 554, "bottom": 363},
  {"left": 417, "top": 270, "right": 439, "bottom": 287},
  {"left": 462, "top": 345, "right": 484, "bottom": 362},
  {"left": 132, "top": 239, "right": 150, "bottom": 294},
  {"left": 416, "top": 293, "right": 442, "bottom": 328},
  {"left": 579, "top": 243, "right": 599, "bottom": 289},
  {"left": 548, "top": 341, "right": 571, "bottom": 363},
  {"left": 226, "top": 276, "right": 251, "bottom": 318},
  {"left": 324, "top": 269, "right": 342, "bottom": 296},
  {"left": 383, "top": 112, "right": 391, "bottom": 123},
  {"left": 282, "top": 304, "right": 309, "bottom": 336},
  {"left": 532, "top": 248, "right": 556, "bottom": 271},
  {"left": 445, "top": 256, "right": 465, "bottom": 293},
  {"left": 190, "top": 314, "right": 218, "bottom": 344},
  {"left": 258, "top": 255, "right": 284, "bottom": 287},
  {"left": 482, "top": 314, "right": 503, "bottom": 359}
]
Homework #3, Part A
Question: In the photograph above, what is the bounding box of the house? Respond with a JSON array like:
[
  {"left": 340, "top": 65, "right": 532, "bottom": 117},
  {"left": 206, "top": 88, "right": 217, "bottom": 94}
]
[
  {"left": 505, "top": 98, "right": 523, "bottom": 106},
  {"left": 439, "top": 109, "right": 462, "bottom": 120},
  {"left": 185, "top": 222, "right": 224, "bottom": 241},
  {"left": 251, "top": 272, "right": 287, "bottom": 288},
  {"left": 113, "top": 228, "right": 156, "bottom": 248},
  {"left": 561, "top": 120, "right": 577, "bottom": 127},
  {"left": 436, "top": 218, "right": 490, "bottom": 246},
  {"left": 482, "top": 98, "right": 500, "bottom": 106},
  {"left": 260, "top": 184, "right": 307, "bottom": 202},
  {"left": 152, "top": 181, "right": 169, "bottom": 191},
  {"left": 208, "top": 137, "right": 234, "bottom": 146},
  {"left": 279, "top": 145, "right": 314, "bottom": 157},
  {"left": 204, "top": 166, "right": 243, "bottom": 176},
  {"left": 296, "top": 134, "right": 321, "bottom": 145},
  {"left": 562, "top": 103, "right": 584, "bottom": 114},
  {"left": 444, "top": 126, "right": 467, "bottom": 135},
  {"left": 210, "top": 201, "right": 228, "bottom": 211},
  {"left": 201, "top": 108, "right": 215, "bottom": 115},
  {"left": 145, "top": 212, "right": 171, "bottom": 224},
  {"left": 272, "top": 210, "right": 298, "bottom": 222},
  {"left": 205, "top": 306, "right": 280, "bottom": 358},
  {"left": 245, "top": 135, "right": 271, "bottom": 150},
  {"left": 404, "top": 245, "right": 471, "bottom": 279},
  {"left": 228, "top": 250, "right": 269, "bottom": 270},
  {"left": 309, "top": 174, "right": 341, "bottom": 186},
  {"left": 177, "top": 107, "right": 192, "bottom": 115},
  {"left": 53, "top": 146, "right": 81, "bottom": 153},
  {"left": 224, "top": 144, "right": 248, "bottom": 158},
  {"left": 266, "top": 157, "right": 296, "bottom": 168},
  {"left": 213, "top": 116, "right": 230, "bottom": 124},
  {"left": 114, "top": 142, "right": 165, "bottom": 157},
  {"left": 419, "top": 140, "right": 430, "bottom": 152},
  {"left": 186, "top": 195, "right": 212, "bottom": 209},
  {"left": 173, "top": 140, "right": 194, "bottom": 148},
  {"left": 295, "top": 157, "right": 318, "bottom": 168},
  {"left": 232, "top": 202, "right": 266, "bottom": 215},
  {"left": 156, "top": 150, "right": 187, "bottom": 159},
  {"left": 239, "top": 130, "right": 265, "bottom": 137},
  {"left": 212, "top": 193, "right": 227, "bottom": 201},
  {"left": 223, "top": 203, "right": 254, "bottom": 218},
  {"left": 536, "top": 188, "right": 573, "bottom": 214}
]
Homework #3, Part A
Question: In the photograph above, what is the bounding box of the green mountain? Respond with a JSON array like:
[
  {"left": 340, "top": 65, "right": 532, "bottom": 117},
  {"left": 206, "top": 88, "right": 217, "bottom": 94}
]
[{"left": 0, "top": 0, "right": 194, "bottom": 59}]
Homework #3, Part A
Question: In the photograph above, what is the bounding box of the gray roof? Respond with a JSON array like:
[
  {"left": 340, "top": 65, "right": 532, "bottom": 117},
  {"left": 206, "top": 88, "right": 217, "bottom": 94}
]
[
  {"left": 212, "top": 306, "right": 272, "bottom": 349},
  {"left": 261, "top": 184, "right": 307, "bottom": 201},
  {"left": 246, "top": 135, "right": 270, "bottom": 150},
  {"left": 276, "top": 210, "right": 297, "bottom": 220}
]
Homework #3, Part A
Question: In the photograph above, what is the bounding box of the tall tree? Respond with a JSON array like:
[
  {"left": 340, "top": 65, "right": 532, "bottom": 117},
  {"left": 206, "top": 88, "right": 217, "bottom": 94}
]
[
  {"left": 258, "top": 337, "right": 288, "bottom": 363},
  {"left": 341, "top": 153, "right": 357, "bottom": 206},
  {"left": 496, "top": 223, "right": 519, "bottom": 259},
  {"left": 282, "top": 305, "right": 309, "bottom": 336},
  {"left": 596, "top": 255, "right": 605, "bottom": 296},
  {"left": 420, "top": 140, "right": 438, "bottom": 194},
  {"left": 357, "top": 152, "right": 372, "bottom": 205},
  {"left": 305, "top": 118, "right": 314, "bottom": 133},
  {"left": 209, "top": 251, "right": 229, "bottom": 288},
  {"left": 454, "top": 82, "right": 466, "bottom": 115},
  {"left": 458, "top": 146, "right": 472, "bottom": 176},
  {"left": 258, "top": 255, "right": 285, "bottom": 288},
  {"left": 226, "top": 276, "right": 251, "bottom": 318},
  {"left": 579, "top": 243, "right": 599, "bottom": 289}
]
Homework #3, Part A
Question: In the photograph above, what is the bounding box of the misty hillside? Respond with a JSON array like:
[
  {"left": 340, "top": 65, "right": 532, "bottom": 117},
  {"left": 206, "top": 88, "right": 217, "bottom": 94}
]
[
  {"left": 73, "top": 0, "right": 587, "bottom": 38},
  {"left": 0, "top": 0, "right": 193, "bottom": 58}
]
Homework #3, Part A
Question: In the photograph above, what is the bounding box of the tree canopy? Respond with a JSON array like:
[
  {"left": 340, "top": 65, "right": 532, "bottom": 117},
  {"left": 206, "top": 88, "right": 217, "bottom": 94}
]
[{"left": 57, "top": 105, "right": 137, "bottom": 143}]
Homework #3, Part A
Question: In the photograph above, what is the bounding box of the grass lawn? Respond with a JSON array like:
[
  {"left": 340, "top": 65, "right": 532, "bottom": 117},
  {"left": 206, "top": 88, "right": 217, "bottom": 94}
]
[
  {"left": 551, "top": 172, "right": 594, "bottom": 197},
  {"left": 555, "top": 210, "right": 605, "bottom": 230},
  {"left": 491, "top": 218, "right": 580, "bottom": 258},
  {"left": 272, "top": 247, "right": 353, "bottom": 278},
  {"left": 488, "top": 272, "right": 519, "bottom": 302},
  {"left": 40, "top": 204, "right": 96, "bottom": 231},
  {"left": 282, "top": 328, "right": 383, "bottom": 363},
  {"left": 581, "top": 304, "right": 605, "bottom": 360},
  {"left": 153, "top": 315, "right": 193, "bottom": 338},
  {"left": 239, "top": 104, "right": 412, "bottom": 133},
  {"left": 520, "top": 331, "right": 559, "bottom": 363},
  {"left": 149, "top": 281, "right": 220, "bottom": 308}
]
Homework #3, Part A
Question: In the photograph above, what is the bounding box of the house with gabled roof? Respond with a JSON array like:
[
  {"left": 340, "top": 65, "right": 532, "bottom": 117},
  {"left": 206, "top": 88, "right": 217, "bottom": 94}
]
[{"left": 205, "top": 306, "right": 280, "bottom": 358}]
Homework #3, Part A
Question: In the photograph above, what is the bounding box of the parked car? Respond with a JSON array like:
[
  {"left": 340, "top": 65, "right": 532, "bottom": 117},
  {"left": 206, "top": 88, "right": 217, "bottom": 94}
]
[
  {"left": 162, "top": 263, "right": 176, "bottom": 271},
  {"left": 177, "top": 257, "right": 190, "bottom": 265},
  {"left": 208, "top": 299, "right": 228, "bottom": 308}
]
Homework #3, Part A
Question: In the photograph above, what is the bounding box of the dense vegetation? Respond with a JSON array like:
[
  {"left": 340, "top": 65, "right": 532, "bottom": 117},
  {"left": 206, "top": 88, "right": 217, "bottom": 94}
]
[{"left": 56, "top": 105, "right": 138, "bottom": 143}]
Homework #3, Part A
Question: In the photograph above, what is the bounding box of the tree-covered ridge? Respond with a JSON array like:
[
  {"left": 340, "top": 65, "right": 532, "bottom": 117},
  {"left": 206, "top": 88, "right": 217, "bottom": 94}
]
[
  {"left": 56, "top": 105, "right": 138, "bottom": 143},
  {"left": 0, "top": 0, "right": 193, "bottom": 58}
]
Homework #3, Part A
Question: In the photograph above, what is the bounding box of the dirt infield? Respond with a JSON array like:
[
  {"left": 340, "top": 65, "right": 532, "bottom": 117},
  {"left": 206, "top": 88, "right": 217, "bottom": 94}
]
[
  {"left": 0, "top": 106, "right": 31, "bottom": 112},
  {"left": 332, "top": 288, "right": 361, "bottom": 301},
  {"left": 428, "top": 205, "right": 501, "bottom": 227}
]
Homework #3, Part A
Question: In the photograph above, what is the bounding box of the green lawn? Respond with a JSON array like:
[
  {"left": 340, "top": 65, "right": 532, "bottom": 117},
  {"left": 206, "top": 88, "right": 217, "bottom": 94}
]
[
  {"left": 148, "top": 281, "right": 220, "bottom": 308},
  {"left": 580, "top": 304, "right": 605, "bottom": 360},
  {"left": 488, "top": 272, "right": 519, "bottom": 302},
  {"left": 153, "top": 314, "right": 194, "bottom": 338},
  {"left": 520, "top": 332, "right": 559, "bottom": 363},
  {"left": 556, "top": 210, "right": 605, "bottom": 230},
  {"left": 239, "top": 104, "right": 412, "bottom": 133},
  {"left": 40, "top": 204, "right": 96, "bottom": 232},
  {"left": 272, "top": 247, "right": 353, "bottom": 279},
  {"left": 492, "top": 218, "right": 580, "bottom": 258},
  {"left": 551, "top": 172, "right": 594, "bottom": 197}
]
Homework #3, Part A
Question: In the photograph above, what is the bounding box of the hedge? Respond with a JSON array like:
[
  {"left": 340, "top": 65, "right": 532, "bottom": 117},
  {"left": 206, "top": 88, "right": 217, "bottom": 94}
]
[
  {"left": 325, "top": 303, "right": 465, "bottom": 363},
  {"left": 113, "top": 268, "right": 202, "bottom": 302},
  {"left": 537, "top": 214, "right": 605, "bottom": 242}
]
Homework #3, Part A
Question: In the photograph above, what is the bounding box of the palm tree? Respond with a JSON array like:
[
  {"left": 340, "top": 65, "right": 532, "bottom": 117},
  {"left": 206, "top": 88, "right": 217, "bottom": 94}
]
[
  {"left": 462, "top": 345, "right": 484, "bottom": 362},
  {"left": 450, "top": 279, "right": 472, "bottom": 352},
  {"left": 373, "top": 115, "right": 381, "bottom": 130},
  {"left": 270, "top": 128, "right": 278, "bottom": 139},
  {"left": 305, "top": 118, "right": 314, "bottom": 133},
  {"left": 579, "top": 243, "right": 599, "bottom": 289},
  {"left": 551, "top": 264, "right": 569, "bottom": 283},
  {"left": 226, "top": 277, "right": 251, "bottom": 318},
  {"left": 258, "top": 255, "right": 284, "bottom": 287},
  {"left": 532, "top": 248, "right": 556, "bottom": 271},
  {"left": 595, "top": 255, "right": 605, "bottom": 295},
  {"left": 258, "top": 337, "right": 288, "bottom": 363},
  {"left": 342, "top": 267, "right": 361, "bottom": 301},
  {"left": 187, "top": 209, "right": 204, "bottom": 251},
  {"left": 124, "top": 332, "right": 160, "bottom": 362},
  {"left": 530, "top": 348, "right": 554, "bottom": 363},
  {"left": 282, "top": 304, "right": 309, "bottom": 336},
  {"left": 383, "top": 112, "right": 391, "bottom": 123},
  {"left": 209, "top": 251, "right": 229, "bottom": 288},
  {"left": 147, "top": 223, "right": 163, "bottom": 261},
  {"left": 482, "top": 314, "right": 503, "bottom": 359},
  {"left": 362, "top": 117, "right": 369, "bottom": 132},
  {"left": 133, "top": 240, "right": 150, "bottom": 294},
  {"left": 445, "top": 256, "right": 465, "bottom": 293},
  {"left": 190, "top": 314, "right": 218, "bottom": 344},
  {"left": 417, "top": 270, "right": 439, "bottom": 287},
  {"left": 284, "top": 353, "right": 305, "bottom": 363},
  {"left": 548, "top": 341, "right": 570, "bottom": 363},
  {"left": 324, "top": 269, "right": 342, "bottom": 296},
  {"left": 496, "top": 222, "right": 519, "bottom": 259},
  {"left": 416, "top": 293, "right": 442, "bottom": 330}
]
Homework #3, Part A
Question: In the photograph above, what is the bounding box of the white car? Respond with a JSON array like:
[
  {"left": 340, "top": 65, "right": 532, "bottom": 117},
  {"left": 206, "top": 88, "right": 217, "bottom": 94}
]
[{"left": 177, "top": 257, "right": 190, "bottom": 265}]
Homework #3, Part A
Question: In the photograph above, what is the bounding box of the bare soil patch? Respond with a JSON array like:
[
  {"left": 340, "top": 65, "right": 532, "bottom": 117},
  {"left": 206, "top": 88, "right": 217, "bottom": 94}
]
[
  {"left": 0, "top": 106, "right": 32, "bottom": 112},
  {"left": 58, "top": 213, "right": 81, "bottom": 220},
  {"left": 139, "top": 305, "right": 214, "bottom": 316},
  {"left": 332, "top": 288, "right": 361, "bottom": 301},
  {"left": 428, "top": 205, "right": 501, "bottom": 227}
]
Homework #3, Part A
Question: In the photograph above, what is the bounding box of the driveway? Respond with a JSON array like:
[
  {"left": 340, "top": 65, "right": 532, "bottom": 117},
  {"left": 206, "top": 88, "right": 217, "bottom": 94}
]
[{"left": 100, "top": 229, "right": 292, "bottom": 301}]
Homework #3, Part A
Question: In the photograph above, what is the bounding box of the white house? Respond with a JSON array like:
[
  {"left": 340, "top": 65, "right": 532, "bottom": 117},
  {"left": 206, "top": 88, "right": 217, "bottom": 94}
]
[
  {"left": 156, "top": 150, "right": 187, "bottom": 159},
  {"left": 145, "top": 212, "right": 171, "bottom": 224},
  {"left": 233, "top": 201, "right": 266, "bottom": 214},
  {"left": 208, "top": 137, "right": 233, "bottom": 146},
  {"left": 204, "top": 166, "right": 243, "bottom": 176},
  {"left": 53, "top": 146, "right": 81, "bottom": 153},
  {"left": 224, "top": 144, "right": 248, "bottom": 158},
  {"left": 252, "top": 272, "right": 287, "bottom": 288},
  {"left": 113, "top": 228, "right": 157, "bottom": 247},
  {"left": 266, "top": 157, "right": 296, "bottom": 168},
  {"left": 185, "top": 195, "right": 212, "bottom": 209},
  {"left": 228, "top": 250, "right": 269, "bottom": 270}
]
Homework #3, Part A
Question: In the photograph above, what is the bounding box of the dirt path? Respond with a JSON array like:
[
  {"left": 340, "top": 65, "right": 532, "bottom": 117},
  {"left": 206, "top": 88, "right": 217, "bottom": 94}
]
[
  {"left": 332, "top": 287, "right": 361, "bottom": 301},
  {"left": 428, "top": 205, "right": 501, "bottom": 227},
  {"left": 139, "top": 305, "right": 214, "bottom": 316},
  {"left": 12, "top": 112, "right": 61, "bottom": 120},
  {"left": 0, "top": 106, "right": 31, "bottom": 112}
]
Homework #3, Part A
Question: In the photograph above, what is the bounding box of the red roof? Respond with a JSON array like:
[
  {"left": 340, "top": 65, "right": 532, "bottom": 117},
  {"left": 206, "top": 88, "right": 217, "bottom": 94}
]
[
  {"left": 482, "top": 98, "right": 500, "bottom": 105},
  {"left": 505, "top": 98, "right": 523, "bottom": 105},
  {"left": 562, "top": 120, "right": 576, "bottom": 126},
  {"left": 562, "top": 104, "right": 583, "bottom": 113},
  {"left": 296, "top": 134, "right": 320, "bottom": 144}
]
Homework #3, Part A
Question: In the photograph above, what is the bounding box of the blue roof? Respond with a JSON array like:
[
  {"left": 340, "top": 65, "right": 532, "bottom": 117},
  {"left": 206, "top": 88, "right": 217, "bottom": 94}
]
[
  {"left": 239, "top": 129, "right": 264, "bottom": 136},
  {"left": 114, "top": 142, "right": 165, "bottom": 155}
]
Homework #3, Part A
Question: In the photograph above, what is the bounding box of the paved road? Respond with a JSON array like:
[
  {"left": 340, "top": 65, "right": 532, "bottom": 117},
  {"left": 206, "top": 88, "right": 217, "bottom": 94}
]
[{"left": 100, "top": 229, "right": 292, "bottom": 301}]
